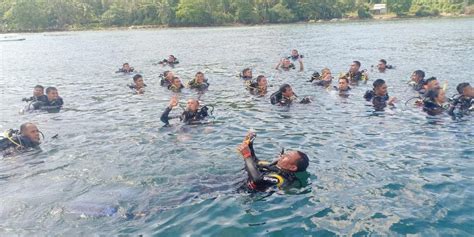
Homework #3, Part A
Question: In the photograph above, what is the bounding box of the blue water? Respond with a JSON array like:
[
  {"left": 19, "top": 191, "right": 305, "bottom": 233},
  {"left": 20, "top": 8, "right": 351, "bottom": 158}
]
[{"left": 0, "top": 18, "right": 473, "bottom": 236}]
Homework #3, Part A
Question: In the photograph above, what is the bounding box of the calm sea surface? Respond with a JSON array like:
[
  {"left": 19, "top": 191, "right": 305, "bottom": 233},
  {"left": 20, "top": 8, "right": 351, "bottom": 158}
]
[{"left": 0, "top": 18, "right": 473, "bottom": 236}]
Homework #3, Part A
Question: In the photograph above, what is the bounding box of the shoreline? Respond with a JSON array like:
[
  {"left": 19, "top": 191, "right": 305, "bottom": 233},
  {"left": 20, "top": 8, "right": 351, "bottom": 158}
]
[{"left": 1, "top": 14, "right": 473, "bottom": 35}]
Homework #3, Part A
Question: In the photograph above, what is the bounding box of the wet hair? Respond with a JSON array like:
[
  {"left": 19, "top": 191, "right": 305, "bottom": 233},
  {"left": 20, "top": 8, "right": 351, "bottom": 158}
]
[
  {"left": 34, "top": 85, "right": 44, "bottom": 90},
  {"left": 169, "top": 55, "right": 176, "bottom": 59},
  {"left": 133, "top": 74, "right": 142, "bottom": 82},
  {"left": 195, "top": 71, "right": 204, "bottom": 77},
  {"left": 413, "top": 70, "right": 425, "bottom": 79},
  {"left": 242, "top": 68, "right": 251, "bottom": 75},
  {"left": 372, "top": 79, "right": 386, "bottom": 89},
  {"left": 339, "top": 76, "right": 349, "bottom": 84},
  {"left": 353, "top": 61, "right": 361, "bottom": 67},
  {"left": 20, "top": 122, "right": 34, "bottom": 134},
  {"left": 296, "top": 151, "right": 309, "bottom": 172},
  {"left": 456, "top": 82, "right": 470, "bottom": 94},
  {"left": 380, "top": 59, "right": 387, "bottom": 65},
  {"left": 321, "top": 68, "right": 331, "bottom": 76},
  {"left": 172, "top": 77, "right": 181, "bottom": 83},
  {"left": 163, "top": 70, "right": 171, "bottom": 77},
  {"left": 123, "top": 63, "right": 129, "bottom": 67},
  {"left": 279, "top": 84, "right": 292, "bottom": 93},
  {"left": 425, "top": 87, "right": 442, "bottom": 101},
  {"left": 45, "top": 87, "right": 57, "bottom": 94},
  {"left": 256, "top": 75, "right": 266, "bottom": 83},
  {"left": 423, "top": 77, "right": 437, "bottom": 85}
]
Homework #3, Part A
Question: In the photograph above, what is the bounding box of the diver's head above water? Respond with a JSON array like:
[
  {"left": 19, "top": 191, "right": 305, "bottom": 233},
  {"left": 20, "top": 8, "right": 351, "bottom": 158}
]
[
  {"left": 46, "top": 87, "right": 59, "bottom": 102},
  {"left": 276, "top": 150, "right": 309, "bottom": 172},
  {"left": 20, "top": 122, "right": 41, "bottom": 145}
]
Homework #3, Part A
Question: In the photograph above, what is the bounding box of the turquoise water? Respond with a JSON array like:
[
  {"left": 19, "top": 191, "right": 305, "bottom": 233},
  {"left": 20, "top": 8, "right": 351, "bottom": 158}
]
[{"left": 0, "top": 18, "right": 473, "bottom": 236}]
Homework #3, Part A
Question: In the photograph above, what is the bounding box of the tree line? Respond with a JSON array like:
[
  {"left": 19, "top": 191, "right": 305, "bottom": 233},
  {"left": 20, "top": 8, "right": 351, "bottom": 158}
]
[{"left": 0, "top": 0, "right": 472, "bottom": 32}]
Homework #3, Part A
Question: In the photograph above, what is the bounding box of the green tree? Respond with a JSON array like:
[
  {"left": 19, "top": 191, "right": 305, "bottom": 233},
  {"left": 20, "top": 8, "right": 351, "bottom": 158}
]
[
  {"left": 387, "top": 0, "right": 412, "bottom": 16},
  {"left": 3, "top": 0, "right": 48, "bottom": 31}
]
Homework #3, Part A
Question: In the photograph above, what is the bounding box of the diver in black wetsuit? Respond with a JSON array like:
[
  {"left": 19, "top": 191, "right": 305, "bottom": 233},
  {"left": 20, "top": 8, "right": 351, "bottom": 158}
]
[
  {"left": 160, "top": 71, "right": 175, "bottom": 87},
  {"left": 247, "top": 75, "right": 268, "bottom": 96},
  {"left": 375, "top": 59, "right": 394, "bottom": 73},
  {"left": 116, "top": 63, "right": 134, "bottom": 73},
  {"left": 364, "top": 79, "right": 396, "bottom": 111},
  {"left": 187, "top": 72, "right": 209, "bottom": 91},
  {"left": 270, "top": 84, "right": 311, "bottom": 106},
  {"left": 423, "top": 87, "right": 448, "bottom": 116},
  {"left": 168, "top": 77, "right": 185, "bottom": 93},
  {"left": 408, "top": 70, "right": 426, "bottom": 93},
  {"left": 237, "top": 132, "right": 309, "bottom": 192},
  {"left": 160, "top": 96, "right": 210, "bottom": 126},
  {"left": 31, "top": 87, "right": 64, "bottom": 113},
  {"left": 22, "top": 85, "right": 48, "bottom": 103},
  {"left": 345, "top": 61, "right": 368, "bottom": 85},
  {"left": 333, "top": 76, "right": 352, "bottom": 97},
  {"left": 0, "top": 123, "right": 41, "bottom": 156},
  {"left": 158, "top": 55, "right": 179, "bottom": 66},
  {"left": 448, "top": 82, "right": 473, "bottom": 118},
  {"left": 129, "top": 74, "right": 147, "bottom": 94}
]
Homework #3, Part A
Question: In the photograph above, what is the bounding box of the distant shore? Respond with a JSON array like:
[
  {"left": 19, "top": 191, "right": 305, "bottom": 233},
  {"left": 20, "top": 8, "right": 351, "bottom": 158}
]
[{"left": 1, "top": 14, "right": 472, "bottom": 34}]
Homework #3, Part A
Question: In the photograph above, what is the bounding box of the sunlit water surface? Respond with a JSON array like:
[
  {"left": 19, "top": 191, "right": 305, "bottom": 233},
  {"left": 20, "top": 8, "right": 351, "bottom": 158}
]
[{"left": 0, "top": 18, "right": 473, "bottom": 236}]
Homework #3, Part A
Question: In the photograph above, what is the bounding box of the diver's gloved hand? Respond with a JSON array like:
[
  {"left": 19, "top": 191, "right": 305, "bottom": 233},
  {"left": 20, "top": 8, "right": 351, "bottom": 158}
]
[
  {"left": 300, "top": 97, "right": 311, "bottom": 104},
  {"left": 168, "top": 96, "right": 179, "bottom": 109},
  {"left": 243, "top": 131, "right": 256, "bottom": 145}
]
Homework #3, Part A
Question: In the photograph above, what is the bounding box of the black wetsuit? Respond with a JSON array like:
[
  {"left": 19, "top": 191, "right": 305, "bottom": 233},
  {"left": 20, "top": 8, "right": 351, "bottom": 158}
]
[
  {"left": 313, "top": 79, "right": 332, "bottom": 87},
  {"left": 243, "top": 143, "right": 296, "bottom": 192},
  {"left": 160, "top": 106, "right": 209, "bottom": 126},
  {"left": 281, "top": 63, "right": 296, "bottom": 70},
  {"left": 32, "top": 97, "right": 64, "bottom": 113},
  {"left": 0, "top": 132, "right": 39, "bottom": 156},
  {"left": 129, "top": 84, "right": 147, "bottom": 94},
  {"left": 447, "top": 95, "right": 473, "bottom": 117},
  {"left": 364, "top": 90, "right": 390, "bottom": 111},
  {"left": 423, "top": 99, "right": 445, "bottom": 116},
  {"left": 412, "top": 79, "right": 425, "bottom": 93},
  {"left": 188, "top": 80, "right": 209, "bottom": 91},
  {"left": 160, "top": 78, "right": 172, "bottom": 87},
  {"left": 159, "top": 59, "right": 179, "bottom": 65},
  {"left": 247, "top": 82, "right": 267, "bottom": 96},
  {"left": 346, "top": 71, "right": 365, "bottom": 84},
  {"left": 270, "top": 91, "right": 310, "bottom": 105}
]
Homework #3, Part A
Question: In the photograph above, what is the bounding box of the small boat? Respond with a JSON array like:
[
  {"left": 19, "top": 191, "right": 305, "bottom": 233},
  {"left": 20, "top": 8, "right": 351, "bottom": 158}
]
[{"left": 0, "top": 37, "right": 26, "bottom": 42}]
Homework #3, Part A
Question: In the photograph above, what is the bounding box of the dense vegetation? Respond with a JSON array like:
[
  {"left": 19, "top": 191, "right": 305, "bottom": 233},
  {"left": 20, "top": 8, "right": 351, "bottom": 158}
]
[{"left": 0, "top": 0, "right": 472, "bottom": 32}]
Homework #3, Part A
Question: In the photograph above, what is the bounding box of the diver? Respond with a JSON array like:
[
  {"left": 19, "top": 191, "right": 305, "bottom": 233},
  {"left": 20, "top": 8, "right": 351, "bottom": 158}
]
[
  {"left": 421, "top": 77, "right": 440, "bottom": 95},
  {"left": 158, "top": 55, "right": 179, "bottom": 66},
  {"left": 240, "top": 68, "right": 253, "bottom": 82},
  {"left": 237, "top": 131, "right": 309, "bottom": 192},
  {"left": 288, "top": 49, "right": 304, "bottom": 62},
  {"left": 160, "top": 96, "right": 211, "bottom": 126},
  {"left": 160, "top": 71, "right": 174, "bottom": 87},
  {"left": 408, "top": 70, "right": 426, "bottom": 92},
  {"left": 364, "top": 79, "right": 396, "bottom": 111},
  {"left": 308, "top": 68, "right": 332, "bottom": 87},
  {"left": 447, "top": 82, "right": 473, "bottom": 117},
  {"left": 128, "top": 74, "right": 146, "bottom": 94},
  {"left": 333, "top": 76, "right": 352, "bottom": 97},
  {"left": 187, "top": 72, "right": 210, "bottom": 91},
  {"left": 22, "top": 85, "right": 48, "bottom": 103},
  {"left": 423, "top": 87, "right": 448, "bottom": 116},
  {"left": 31, "top": 87, "right": 64, "bottom": 113},
  {"left": 345, "top": 61, "right": 368, "bottom": 85},
  {"left": 116, "top": 63, "right": 134, "bottom": 73},
  {"left": 168, "top": 77, "right": 185, "bottom": 93},
  {"left": 247, "top": 75, "right": 268, "bottom": 96},
  {"left": 0, "top": 122, "right": 42, "bottom": 157},
  {"left": 374, "top": 59, "right": 393, "bottom": 73},
  {"left": 270, "top": 84, "right": 311, "bottom": 106},
  {"left": 275, "top": 58, "right": 303, "bottom": 71}
]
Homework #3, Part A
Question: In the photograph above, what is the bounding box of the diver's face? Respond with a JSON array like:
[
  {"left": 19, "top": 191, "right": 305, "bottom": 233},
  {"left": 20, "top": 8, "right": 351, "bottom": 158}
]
[
  {"left": 243, "top": 70, "right": 252, "bottom": 78},
  {"left": 187, "top": 99, "right": 199, "bottom": 112},
  {"left": 427, "top": 80, "right": 440, "bottom": 90},
  {"left": 411, "top": 73, "right": 421, "bottom": 82},
  {"left": 258, "top": 77, "right": 267, "bottom": 87},
  {"left": 339, "top": 79, "right": 348, "bottom": 90},
  {"left": 33, "top": 88, "right": 44, "bottom": 97},
  {"left": 282, "top": 87, "right": 294, "bottom": 97},
  {"left": 277, "top": 151, "right": 300, "bottom": 172},
  {"left": 463, "top": 85, "right": 474, "bottom": 97},
  {"left": 123, "top": 64, "right": 130, "bottom": 70},
  {"left": 323, "top": 72, "right": 332, "bottom": 81},
  {"left": 350, "top": 63, "right": 359, "bottom": 73},
  {"left": 47, "top": 90, "right": 59, "bottom": 101},
  {"left": 173, "top": 78, "right": 182, "bottom": 87},
  {"left": 166, "top": 72, "right": 174, "bottom": 80},
  {"left": 375, "top": 84, "right": 388, "bottom": 96},
  {"left": 377, "top": 62, "right": 386, "bottom": 71},
  {"left": 135, "top": 78, "right": 144, "bottom": 87},
  {"left": 23, "top": 124, "right": 41, "bottom": 144},
  {"left": 282, "top": 59, "right": 291, "bottom": 66},
  {"left": 196, "top": 74, "right": 204, "bottom": 83},
  {"left": 291, "top": 50, "right": 298, "bottom": 57},
  {"left": 168, "top": 56, "right": 175, "bottom": 62}
]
